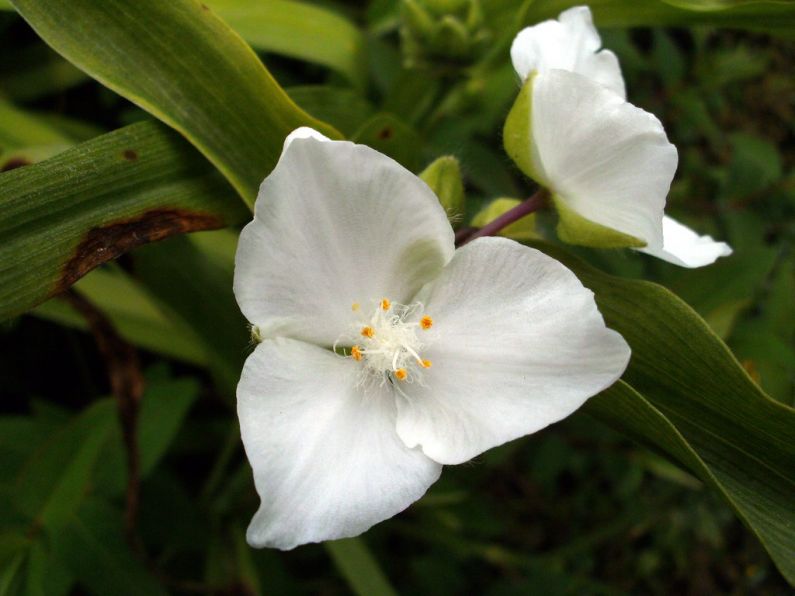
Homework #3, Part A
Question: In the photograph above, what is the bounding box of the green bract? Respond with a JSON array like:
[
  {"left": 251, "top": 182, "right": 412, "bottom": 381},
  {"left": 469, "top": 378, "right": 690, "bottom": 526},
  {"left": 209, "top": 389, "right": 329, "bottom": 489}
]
[{"left": 419, "top": 155, "right": 466, "bottom": 220}]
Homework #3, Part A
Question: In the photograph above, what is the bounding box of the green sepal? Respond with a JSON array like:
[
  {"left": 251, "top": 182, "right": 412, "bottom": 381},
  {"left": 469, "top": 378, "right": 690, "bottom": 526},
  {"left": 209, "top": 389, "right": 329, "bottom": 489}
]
[
  {"left": 503, "top": 75, "right": 544, "bottom": 184},
  {"left": 471, "top": 197, "right": 538, "bottom": 241},
  {"left": 553, "top": 193, "right": 647, "bottom": 249},
  {"left": 419, "top": 155, "right": 465, "bottom": 219}
]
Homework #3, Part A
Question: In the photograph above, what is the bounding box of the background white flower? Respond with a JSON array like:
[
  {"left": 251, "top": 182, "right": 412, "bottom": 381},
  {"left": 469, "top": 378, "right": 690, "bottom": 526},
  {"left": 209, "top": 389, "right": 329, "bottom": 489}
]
[
  {"left": 507, "top": 5, "right": 732, "bottom": 268},
  {"left": 511, "top": 5, "right": 625, "bottom": 98},
  {"left": 234, "top": 128, "right": 631, "bottom": 549}
]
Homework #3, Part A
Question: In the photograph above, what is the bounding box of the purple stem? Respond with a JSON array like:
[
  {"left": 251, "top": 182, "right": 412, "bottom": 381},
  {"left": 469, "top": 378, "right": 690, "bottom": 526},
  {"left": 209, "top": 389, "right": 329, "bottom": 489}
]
[{"left": 458, "top": 189, "right": 548, "bottom": 246}]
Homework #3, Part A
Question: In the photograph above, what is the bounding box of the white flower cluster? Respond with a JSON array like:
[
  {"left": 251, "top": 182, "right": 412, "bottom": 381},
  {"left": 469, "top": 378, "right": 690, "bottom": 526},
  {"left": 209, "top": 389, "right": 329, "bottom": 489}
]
[
  {"left": 232, "top": 6, "right": 731, "bottom": 549},
  {"left": 508, "top": 6, "right": 732, "bottom": 267}
]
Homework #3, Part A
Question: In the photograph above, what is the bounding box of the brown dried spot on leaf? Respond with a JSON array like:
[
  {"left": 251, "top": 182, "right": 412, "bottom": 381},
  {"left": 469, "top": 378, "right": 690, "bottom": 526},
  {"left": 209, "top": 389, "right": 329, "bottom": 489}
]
[
  {"left": 122, "top": 149, "right": 139, "bottom": 161},
  {"left": 57, "top": 208, "right": 224, "bottom": 293},
  {"left": 1, "top": 157, "right": 32, "bottom": 172}
]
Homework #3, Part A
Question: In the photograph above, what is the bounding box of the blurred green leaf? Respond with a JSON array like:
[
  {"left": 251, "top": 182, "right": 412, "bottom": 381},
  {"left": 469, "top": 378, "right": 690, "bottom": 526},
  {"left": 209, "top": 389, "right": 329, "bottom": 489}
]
[
  {"left": 95, "top": 374, "right": 200, "bottom": 495},
  {"left": 33, "top": 266, "right": 208, "bottom": 365},
  {"left": 0, "top": 552, "right": 24, "bottom": 596},
  {"left": 325, "top": 538, "right": 398, "bottom": 596},
  {"left": 534, "top": 241, "right": 795, "bottom": 584},
  {"left": 668, "top": 244, "right": 777, "bottom": 316},
  {"left": 133, "top": 231, "right": 248, "bottom": 398},
  {"left": 660, "top": 0, "right": 789, "bottom": 12},
  {"left": 10, "top": 0, "right": 340, "bottom": 204},
  {"left": 14, "top": 399, "right": 115, "bottom": 531},
  {"left": 651, "top": 30, "right": 685, "bottom": 88},
  {"left": 698, "top": 45, "right": 769, "bottom": 88},
  {"left": 702, "top": 298, "right": 750, "bottom": 339},
  {"left": 287, "top": 86, "right": 375, "bottom": 137},
  {"left": 0, "top": 120, "right": 247, "bottom": 321},
  {"left": 23, "top": 540, "right": 73, "bottom": 596},
  {"left": 205, "top": 0, "right": 367, "bottom": 87},
  {"left": 0, "top": 417, "right": 61, "bottom": 483},
  {"left": 51, "top": 499, "right": 167, "bottom": 596},
  {"left": 724, "top": 133, "right": 783, "bottom": 200},
  {"left": 732, "top": 319, "right": 795, "bottom": 404},
  {"left": 0, "top": 99, "right": 72, "bottom": 149},
  {"left": 524, "top": 0, "right": 795, "bottom": 37},
  {"left": 352, "top": 113, "right": 423, "bottom": 171},
  {"left": 0, "top": 43, "right": 88, "bottom": 102}
]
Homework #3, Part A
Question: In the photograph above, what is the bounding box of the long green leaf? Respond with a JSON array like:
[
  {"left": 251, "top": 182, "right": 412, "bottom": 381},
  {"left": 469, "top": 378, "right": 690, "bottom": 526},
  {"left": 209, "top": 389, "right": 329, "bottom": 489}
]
[
  {"left": 206, "top": 0, "right": 367, "bottom": 87},
  {"left": 10, "top": 0, "right": 340, "bottom": 204},
  {"left": 0, "top": 120, "right": 247, "bottom": 321},
  {"left": 534, "top": 242, "right": 795, "bottom": 584}
]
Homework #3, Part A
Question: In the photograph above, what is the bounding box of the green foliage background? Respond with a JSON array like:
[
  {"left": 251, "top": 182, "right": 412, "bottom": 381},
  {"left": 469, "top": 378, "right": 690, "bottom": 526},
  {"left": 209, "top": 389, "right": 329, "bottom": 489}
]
[{"left": 0, "top": 0, "right": 793, "bottom": 593}]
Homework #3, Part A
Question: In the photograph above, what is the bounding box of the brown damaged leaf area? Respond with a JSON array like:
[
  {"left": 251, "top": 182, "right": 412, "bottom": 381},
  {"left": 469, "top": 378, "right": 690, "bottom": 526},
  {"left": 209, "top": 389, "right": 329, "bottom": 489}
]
[{"left": 56, "top": 208, "right": 225, "bottom": 294}]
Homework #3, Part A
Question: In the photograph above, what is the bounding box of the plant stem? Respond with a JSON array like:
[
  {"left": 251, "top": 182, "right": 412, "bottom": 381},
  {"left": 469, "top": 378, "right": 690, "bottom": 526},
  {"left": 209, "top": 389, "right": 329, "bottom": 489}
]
[{"left": 458, "top": 189, "right": 547, "bottom": 246}]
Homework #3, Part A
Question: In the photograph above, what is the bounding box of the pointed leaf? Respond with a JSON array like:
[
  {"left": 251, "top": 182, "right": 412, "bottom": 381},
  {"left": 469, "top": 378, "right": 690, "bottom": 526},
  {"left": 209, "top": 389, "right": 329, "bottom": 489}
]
[
  {"left": 10, "top": 0, "right": 341, "bottom": 204},
  {"left": 0, "top": 121, "right": 247, "bottom": 320},
  {"left": 533, "top": 241, "right": 795, "bottom": 584}
]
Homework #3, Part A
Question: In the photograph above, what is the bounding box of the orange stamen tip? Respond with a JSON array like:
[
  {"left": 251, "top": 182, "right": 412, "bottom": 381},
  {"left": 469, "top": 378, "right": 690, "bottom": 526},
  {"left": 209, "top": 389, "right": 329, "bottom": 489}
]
[
  {"left": 422, "top": 359, "right": 432, "bottom": 368},
  {"left": 380, "top": 298, "right": 391, "bottom": 311},
  {"left": 351, "top": 346, "right": 363, "bottom": 361},
  {"left": 395, "top": 368, "right": 408, "bottom": 381},
  {"left": 351, "top": 302, "right": 360, "bottom": 311},
  {"left": 361, "top": 326, "right": 375, "bottom": 338},
  {"left": 420, "top": 315, "right": 433, "bottom": 330}
]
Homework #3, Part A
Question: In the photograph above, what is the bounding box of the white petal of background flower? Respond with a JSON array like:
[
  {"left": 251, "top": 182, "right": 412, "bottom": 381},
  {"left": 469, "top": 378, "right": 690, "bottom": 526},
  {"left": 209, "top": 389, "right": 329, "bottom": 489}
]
[
  {"left": 530, "top": 69, "right": 678, "bottom": 248},
  {"left": 283, "top": 125, "right": 331, "bottom": 148},
  {"left": 395, "top": 238, "right": 631, "bottom": 465},
  {"left": 234, "top": 133, "right": 455, "bottom": 346},
  {"left": 238, "top": 337, "right": 442, "bottom": 550},
  {"left": 511, "top": 5, "right": 625, "bottom": 98},
  {"left": 638, "top": 215, "right": 733, "bottom": 268}
]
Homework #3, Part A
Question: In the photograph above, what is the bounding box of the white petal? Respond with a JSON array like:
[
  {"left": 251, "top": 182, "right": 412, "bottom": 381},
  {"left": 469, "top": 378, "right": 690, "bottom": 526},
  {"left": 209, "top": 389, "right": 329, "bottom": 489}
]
[
  {"left": 234, "top": 131, "right": 455, "bottom": 346},
  {"left": 530, "top": 69, "right": 678, "bottom": 248},
  {"left": 637, "top": 215, "right": 733, "bottom": 268},
  {"left": 238, "top": 338, "right": 441, "bottom": 549},
  {"left": 511, "top": 6, "right": 625, "bottom": 98},
  {"left": 396, "top": 237, "right": 630, "bottom": 465},
  {"left": 283, "top": 126, "right": 330, "bottom": 148}
]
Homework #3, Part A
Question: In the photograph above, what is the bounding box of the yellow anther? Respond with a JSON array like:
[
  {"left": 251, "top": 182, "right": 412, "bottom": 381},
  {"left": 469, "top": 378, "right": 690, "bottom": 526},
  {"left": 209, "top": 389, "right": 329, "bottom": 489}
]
[
  {"left": 361, "top": 326, "right": 375, "bottom": 338},
  {"left": 421, "top": 359, "right": 432, "bottom": 368},
  {"left": 351, "top": 346, "right": 363, "bottom": 361},
  {"left": 351, "top": 302, "right": 360, "bottom": 311},
  {"left": 380, "top": 298, "right": 391, "bottom": 311},
  {"left": 394, "top": 368, "right": 408, "bottom": 381},
  {"left": 420, "top": 315, "right": 433, "bottom": 330}
]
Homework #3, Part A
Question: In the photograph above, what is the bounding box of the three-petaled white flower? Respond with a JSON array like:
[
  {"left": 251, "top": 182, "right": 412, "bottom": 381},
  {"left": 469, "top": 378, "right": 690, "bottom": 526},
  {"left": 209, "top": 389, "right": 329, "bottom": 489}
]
[
  {"left": 234, "top": 128, "right": 631, "bottom": 549},
  {"left": 507, "top": 6, "right": 732, "bottom": 268}
]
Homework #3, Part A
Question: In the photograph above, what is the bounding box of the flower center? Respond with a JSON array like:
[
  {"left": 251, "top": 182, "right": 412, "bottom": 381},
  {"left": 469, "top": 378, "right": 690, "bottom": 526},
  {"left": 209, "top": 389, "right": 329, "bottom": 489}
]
[{"left": 344, "top": 298, "right": 433, "bottom": 386}]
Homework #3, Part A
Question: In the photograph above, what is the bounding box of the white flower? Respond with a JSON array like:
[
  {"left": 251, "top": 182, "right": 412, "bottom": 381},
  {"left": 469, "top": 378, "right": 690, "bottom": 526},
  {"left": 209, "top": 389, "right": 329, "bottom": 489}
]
[
  {"left": 507, "top": 6, "right": 732, "bottom": 268},
  {"left": 511, "top": 5, "right": 625, "bottom": 98},
  {"left": 233, "top": 128, "right": 631, "bottom": 549}
]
